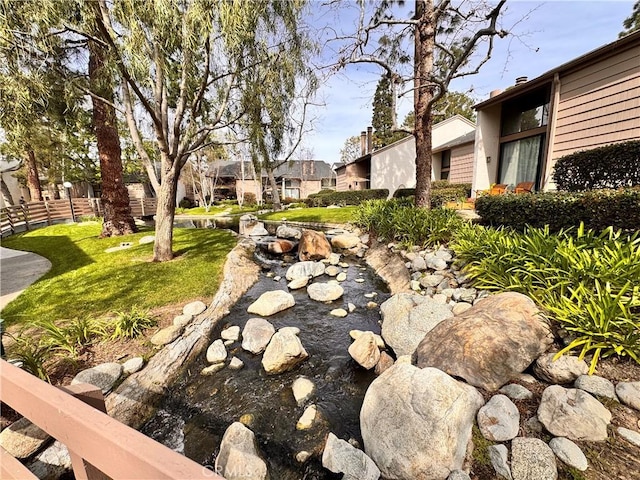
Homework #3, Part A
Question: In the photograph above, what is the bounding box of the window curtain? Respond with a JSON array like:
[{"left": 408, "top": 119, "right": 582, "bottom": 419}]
[{"left": 499, "top": 135, "right": 543, "bottom": 188}]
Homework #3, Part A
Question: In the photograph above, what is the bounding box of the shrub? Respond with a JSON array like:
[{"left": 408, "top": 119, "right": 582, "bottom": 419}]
[
  {"left": 243, "top": 193, "right": 257, "bottom": 205},
  {"left": 6, "top": 334, "right": 51, "bottom": 381},
  {"left": 393, "top": 183, "right": 472, "bottom": 207},
  {"left": 305, "top": 189, "right": 389, "bottom": 207},
  {"left": 178, "top": 197, "right": 193, "bottom": 209},
  {"left": 553, "top": 140, "right": 640, "bottom": 191},
  {"left": 38, "top": 318, "right": 105, "bottom": 357},
  {"left": 475, "top": 189, "right": 640, "bottom": 232},
  {"left": 110, "top": 306, "right": 157, "bottom": 339}
]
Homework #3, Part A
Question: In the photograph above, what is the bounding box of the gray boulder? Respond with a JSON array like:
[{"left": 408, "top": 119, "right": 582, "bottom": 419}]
[
  {"left": 207, "top": 339, "right": 227, "bottom": 364},
  {"left": 262, "top": 328, "right": 309, "bottom": 374},
  {"left": 0, "top": 417, "right": 50, "bottom": 459},
  {"left": 618, "top": 427, "right": 640, "bottom": 448},
  {"left": 322, "top": 432, "right": 380, "bottom": 480},
  {"left": 221, "top": 325, "right": 241, "bottom": 342},
  {"left": 307, "top": 282, "right": 344, "bottom": 302},
  {"left": 242, "top": 318, "right": 276, "bottom": 354},
  {"left": 477, "top": 394, "right": 520, "bottom": 441},
  {"left": 26, "top": 441, "right": 72, "bottom": 479},
  {"left": 533, "top": 353, "right": 589, "bottom": 384},
  {"left": 499, "top": 384, "right": 533, "bottom": 401},
  {"left": 150, "top": 324, "right": 184, "bottom": 346},
  {"left": 287, "top": 276, "right": 310, "bottom": 290},
  {"left": 447, "top": 471, "right": 471, "bottom": 480},
  {"left": 71, "top": 362, "right": 123, "bottom": 394},
  {"left": 173, "top": 314, "right": 193, "bottom": 328},
  {"left": 285, "top": 261, "right": 325, "bottom": 281},
  {"left": 331, "top": 233, "right": 360, "bottom": 249},
  {"left": 616, "top": 381, "right": 640, "bottom": 411},
  {"left": 549, "top": 437, "right": 588, "bottom": 471},
  {"left": 276, "top": 225, "right": 302, "bottom": 239},
  {"left": 511, "top": 437, "right": 557, "bottom": 480},
  {"left": 348, "top": 332, "right": 381, "bottom": 370},
  {"left": 247, "top": 290, "right": 295, "bottom": 316},
  {"left": 122, "top": 357, "right": 145, "bottom": 375},
  {"left": 216, "top": 422, "right": 269, "bottom": 480},
  {"left": 574, "top": 375, "right": 617, "bottom": 400},
  {"left": 488, "top": 444, "right": 512, "bottom": 480},
  {"left": 183, "top": 300, "right": 207, "bottom": 316},
  {"left": 292, "top": 377, "right": 315, "bottom": 406}
]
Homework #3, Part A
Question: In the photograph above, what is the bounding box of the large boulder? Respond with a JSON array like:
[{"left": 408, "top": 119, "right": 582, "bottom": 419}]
[
  {"left": 616, "top": 381, "right": 640, "bottom": 411},
  {"left": 242, "top": 318, "right": 276, "bottom": 354},
  {"left": 348, "top": 332, "right": 381, "bottom": 370},
  {"left": 247, "top": 290, "right": 295, "bottom": 316},
  {"left": 307, "top": 282, "right": 344, "bottom": 302},
  {"left": 206, "top": 339, "right": 227, "bottom": 364},
  {"left": 477, "top": 394, "right": 520, "bottom": 441},
  {"left": 276, "top": 225, "right": 302, "bottom": 239},
  {"left": 380, "top": 293, "right": 453, "bottom": 357},
  {"left": 537, "top": 385, "right": 611, "bottom": 441},
  {"left": 414, "top": 292, "right": 554, "bottom": 391},
  {"left": 267, "top": 239, "right": 296, "bottom": 254},
  {"left": 262, "top": 328, "right": 309, "bottom": 374},
  {"left": 331, "top": 233, "right": 360, "bottom": 249},
  {"left": 298, "top": 229, "right": 332, "bottom": 261},
  {"left": 360, "top": 363, "right": 484, "bottom": 480},
  {"left": 322, "top": 432, "right": 380, "bottom": 480},
  {"left": 215, "top": 422, "right": 269, "bottom": 480},
  {"left": 71, "top": 362, "right": 123, "bottom": 394},
  {"left": 285, "top": 261, "right": 326, "bottom": 281}
]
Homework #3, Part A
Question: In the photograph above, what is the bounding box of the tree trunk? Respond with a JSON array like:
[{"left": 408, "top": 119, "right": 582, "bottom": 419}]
[
  {"left": 49, "top": 182, "right": 60, "bottom": 200},
  {"left": 24, "top": 148, "right": 43, "bottom": 201},
  {"left": 0, "top": 176, "right": 15, "bottom": 205},
  {"left": 268, "top": 168, "right": 282, "bottom": 211},
  {"left": 88, "top": 37, "right": 137, "bottom": 237},
  {"left": 413, "top": 0, "right": 435, "bottom": 209},
  {"left": 153, "top": 158, "right": 178, "bottom": 262}
]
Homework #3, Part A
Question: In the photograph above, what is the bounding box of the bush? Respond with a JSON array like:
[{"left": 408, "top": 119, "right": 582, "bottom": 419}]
[
  {"left": 393, "top": 183, "right": 472, "bottom": 207},
  {"left": 241, "top": 193, "right": 257, "bottom": 206},
  {"left": 178, "top": 197, "right": 193, "bottom": 209},
  {"left": 475, "top": 189, "right": 640, "bottom": 232},
  {"left": 305, "top": 189, "right": 389, "bottom": 207},
  {"left": 110, "top": 307, "right": 157, "bottom": 339},
  {"left": 553, "top": 140, "right": 640, "bottom": 191}
]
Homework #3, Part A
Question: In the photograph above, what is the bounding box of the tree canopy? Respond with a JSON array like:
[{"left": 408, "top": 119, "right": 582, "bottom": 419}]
[{"left": 620, "top": 1, "right": 640, "bottom": 37}]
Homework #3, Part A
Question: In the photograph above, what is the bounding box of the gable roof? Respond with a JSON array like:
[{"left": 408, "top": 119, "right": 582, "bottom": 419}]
[
  {"left": 432, "top": 130, "right": 476, "bottom": 153},
  {"left": 207, "top": 160, "right": 335, "bottom": 180}
]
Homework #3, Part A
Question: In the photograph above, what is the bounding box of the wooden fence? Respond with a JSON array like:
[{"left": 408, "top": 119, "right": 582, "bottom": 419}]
[{"left": 0, "top": 198, "right": 157, "bottom": 237}]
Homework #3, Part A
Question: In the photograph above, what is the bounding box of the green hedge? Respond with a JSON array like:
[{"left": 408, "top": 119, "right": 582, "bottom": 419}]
[
  {"left": 305, "top": 189, "right": 389, "bottom": 207},
  {"left": 393, "top": 183, "right": 472, "bottom": 207},
  {"left": 475, "top": 189, "right": 640, "bottom": 232},
  {"left": 553, "top": 140, "right": 640, "bottom": 191}
]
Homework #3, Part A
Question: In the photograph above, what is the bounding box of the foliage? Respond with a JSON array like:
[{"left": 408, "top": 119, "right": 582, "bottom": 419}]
[
  {"left": 109, "top": 306, "right": 157, "bottom": 339},
  {"left": 5, "top": 334, "right": 51, "bottom": 381},
  {"left": 37, "top": 317, "right": 106, "bottom": 357},
  {"left": 244, "top": 193, "right": 257, "bottom": 206},
  {"left": 179, "top": 197, "right": 194, "bottom": 209},
  {"left": 620, "top": 1, "right": 640, "bottom": 37},
  {"left": 451, "top": 223, "right": 640, "bottom": 371},
  {"left": 402, "top": 91, "right": 477, "bottom": 127},
  {"left": 372, "top": 74, "right": 408, "bottom": 148},
  {"left": 304, "top": 189, "right": 389, "bottom": 207},
  {"left": 474, "top": 189, "right": 640, "bottom": 232},
  {"left": 260, "top": 206, "right": 357, "bottom": 224},
  {"left": 393, "top": 183, "right": 472, "bottom": 207},
  {"left": 340, "top": 136, "right": 362, "bottom": 164},
  {"left": 552, "top": 141, "right": 640, "bottom": 191}
]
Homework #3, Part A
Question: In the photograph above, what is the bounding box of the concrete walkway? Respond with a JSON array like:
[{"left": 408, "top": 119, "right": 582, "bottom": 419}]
[{"left": 0, "top": 247, "right": 52, "bottom": 311}]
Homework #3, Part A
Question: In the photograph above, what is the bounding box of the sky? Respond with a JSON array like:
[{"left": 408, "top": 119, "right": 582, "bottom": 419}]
[{"left": 304, "top": 1, "right": 636, "bottom": 165}]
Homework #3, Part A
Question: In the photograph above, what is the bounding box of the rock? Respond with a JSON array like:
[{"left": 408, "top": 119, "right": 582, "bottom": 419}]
[
  {"left": 616, "top": 382, "right": 640, "bottom": 411},
  {"left": 183, "top": 300, "right": 207, "bottom": 316},
  {"left": 329, "top": 253, "right": 341, "bottom": 265},
  {"left": 537, "top": 385, "right": 611, "bottom": 441},
  {"left": 296, "top": 404, "right": 317, "bottom": 430},
  {"left": 511, "top": 437, "right": 557, "bottom": 480},
  {"left": 451, "top": 302, "right": 472, "bottom": 315},
  {"left": 348, "top": 303, "right": 356, "bottom": 313},
  {"left": 447, "top": 472, "right": 471, "bottom": 480},
  {"left": 150, "top": 324, "right": 184, "bottom": 346},
  {"left": 411, "top": 256, "right": 427, "bottom": 271},
  {"left": 336, "top": 272, "right": 347, "bottom": 282},
  {"left": 574, "top": 375, "right": 617, "bottom": 400},
  {"left": 420, "top": 274, "right": 445, "bottom": 288},
  {"left": 499, "top": 384, "right": 534, "bottom": 401},
  {"left": 549, "top": 437, "right": 588, "bottom": 471},
  {"left": 366, "top": 301, "right": 378, "bottom": 309},
  {"left": 292, "top": 377, "right": 315, "bottom": 406},
  {"left": 286, "top": 261, "right": 325, "bottom": 281},
  {"left": 287, "top": 277, "right": 309, "bottom": 290},
  {"left": 296, "top": 451, "right": 311, "bottom": 463},
  {"left": 322, "top": 432, "right": 380, "bottom": 480},
  {"left": 410, "top": 280, "right": 421, "bottom": 291},
  {"left": 173, "top": 314, "right": 193, "bottom": 328},
  {"left": 348, "top": 332, "right": 381, "bottom": 370},
  {"left": 339, "top": 261, "right": 350, "bottom": 268},
  {"left": 426, "top": 256, "right": 448, "bottom": 271},
  {"left": 276, "top": 225, "right": 302, "bottom": 239},
  {"left": 207, "top": 339, "right": 228, "bottom": 364},
  {"left": 533, "top": 353, "right": 589, "bottom": 384},
  {"left": 432, "top": 293, "right": 447, "bottom": 304},
  {"left": 414, "top": 292, "right": 554, "bottom": 391},
  {"left": 349, "top": 330, "right": 385, "bottom": 348},
  {"left": 299, "top": 229, "right": 332, "bottom": 261},
  {"left": 122, "top": 357, "right": 144, "bottom": 375},
  {"left": 138, "top": 235, "right": 155, "bottom": 244},
  {"left": 221, "top": 325, "right": 241, "bottom": 342},
  {"left": 201, "top": 363, "right": 225, "bottom": 375},
  {"left": 525, "top": 416, "right": 544, "bottom": 434},
  {"left": 71, "top": 362, "right": 123, "bottom": 394},
  {"left": 26, "top": 440, "right": 72, "bottom": 479},
  {"left": 0, "top": 417, "right": 50, "bottom": 459},
  {"left": 435, "top": 249, "right": 453, "bottom": 262},
  {"left": 477, "top": 394, "right": 520, "bottom": 441},
  {"left": 229, "top": 357, "right": 244, "bottom": 370},
  {"left": 380, "top": 293, "right": 453, "bottom": 357},
  {"left": 248, "top": 223, "right": 268, "bottom": 236},
  {"left": 280, "top": 326, "right": 300, "bottom": 335},
  {"left": 325, "top": 265, "right": 341, "bottom": 277},
  {"left": 262, "top": 328, "right": 309, "bottom": 374},
  {"left": 247, "top": 290, "right": 295, "bottom": 316},
  {"left": 267, "top": 239, "right": 295, "bottom": 254},
  {"left": 355, "top": 278, "right": 365, "bottom": 283},
  {"left": 618, "top": 427, "right": 640, "bottom": 448},
  {"left": 330, "top": 308, "right": 348, "bottom": 317},
  {"left": 216, "top": 422, "right": 268, "bottom": 480},
  {"left": 364, "top": 292, "right": 377, "bottom": 299},
  {"left": 360, "top": 363, "right": 484, "bottom": 480},
  {"left": 307, "top": 282, "right": 344, "bottom": 302},
  {"left": 331, "top": 234, "right": 360, "bottom": 249},
  {"left": 242, "top": 318, "right": 276, "bottom": 354},
  {"left": 375, "top": 351, "right": 394, "bottom": 375},
  {"left": 488, "top": 444, "right": 512, "bottom": 480}
]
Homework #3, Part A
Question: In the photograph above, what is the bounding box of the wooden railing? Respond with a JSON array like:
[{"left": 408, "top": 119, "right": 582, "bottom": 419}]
[{"left": 0, "top": 360, "right": 223, "bottom": 479}]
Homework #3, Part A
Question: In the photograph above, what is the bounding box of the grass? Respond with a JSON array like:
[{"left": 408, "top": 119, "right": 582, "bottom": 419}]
[
  {"left": 176, "top": 205, "right": 259, "bottom": 216},
  {"left": 1, "top": 222, "right": 236, "bottom": 327},
  {"left": 259, "top": 206, "right": 357, "bottom": 224}
]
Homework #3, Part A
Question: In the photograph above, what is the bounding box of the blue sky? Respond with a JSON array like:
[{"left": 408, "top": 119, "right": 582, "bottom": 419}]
[{"left": 304, "top": 1, "right": 635, "bottom": 164}]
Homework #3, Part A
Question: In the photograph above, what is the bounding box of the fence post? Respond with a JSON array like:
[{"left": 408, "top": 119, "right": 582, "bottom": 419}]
[{"left": 21, "top": 204, "right": 30, "bottom": 231}]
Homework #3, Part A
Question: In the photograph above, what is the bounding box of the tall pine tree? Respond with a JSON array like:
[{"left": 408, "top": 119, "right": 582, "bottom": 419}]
[{"left": 371, "top": 74, "right": 408, "bottom": 149}]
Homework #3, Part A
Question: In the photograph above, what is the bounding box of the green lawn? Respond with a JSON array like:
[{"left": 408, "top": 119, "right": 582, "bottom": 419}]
[
  {"left": 177, "top": 205, "right": 260, "bottom": 216},
  {"left": 1, "top": 222, "right": 236, "bottom": 327},
  {"left": 259, "top": 206, "right": 357, "bottom": 224}
]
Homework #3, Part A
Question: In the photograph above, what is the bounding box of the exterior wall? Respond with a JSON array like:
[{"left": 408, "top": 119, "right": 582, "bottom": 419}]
[
  {"left": 471, "top": 105, "right": 502, "bottom": 195},
  {"left": 126, "top": 184, "right": 147, "bottom": 199},
  {"left": 300, "top": 179, "right": 322, "bottom": 199},
  {"left": 337, "top": 161, "right": 370, "bottom": 191},
  {"left": 369, "top": 137, "right": 416, "bottom": 194},
  {"left": 236, "top": 179, "right": 262, "bottom": 202},
  {"left": 449, "top": 142, "right": 475, "bottom": 183},
  {"left": 336, "top": 168, "right": 348, "bottom": 191},
  {"left": 0, "top": 160, "right": 25, "bottom": 208}
]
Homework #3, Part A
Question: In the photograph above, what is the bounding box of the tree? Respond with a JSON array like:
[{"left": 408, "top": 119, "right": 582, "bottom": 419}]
[
  {"left": 620, "top": 1, "right": 640, "bottom": 37},
  {"left": 335, "top": 0, "right": 507, "bottom": 208},
  {"left": 340, "top": 136, "right": 362, "bottom": 164},
  {"left": 401, "top": 90, "right": 476, "bottom": 128},
  {"left": 372, "top": 74, "right": 409, "bottom": 148}
]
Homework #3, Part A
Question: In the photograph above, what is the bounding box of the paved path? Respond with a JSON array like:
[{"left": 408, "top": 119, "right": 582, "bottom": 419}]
[{"left": 0, "top": 247, "right": 52, "bottom": 311}]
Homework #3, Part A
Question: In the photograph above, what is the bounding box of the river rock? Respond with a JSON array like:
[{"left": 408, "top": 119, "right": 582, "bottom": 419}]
[
  {"left": 426, "top": 255, "right": 448, "bottom": 271},
  {"left": 618, "top": 427, "right": 640, "bottom": 448},
  {"left": 488, "top": 444, "right": 512, "bottom": 480},
  {"left": 247, "top": 290, "right": 295, "bottom": 316},
  {"left": 349, "top": 330, "right": 385, "bottom": 348},
  {"left": 336, "top": 272, "right": 347, "bottom": 282},
  {"left": 380, "top": 293, "right": 453, "bottom": 357},
  {"left": 360, "top": 363, "right": 484, "bottom": 480},
  {"left": 248, "top": 223, "right": 268, "bottom": 236},
  {"left": 229, "top": 357, "right": 244, "bottom": 370},
  {"left": 307, "top": 282, "right": 344, "bottom": 302},
  {"left": 202, "top": 363, "right": 225, "bottom": 375},
  {"left": 183, "top": 300, "right": 207, "bottom": 316},
  {"left": 267, "top": 239, "right": 295, "bottom": 254},
  {"left": 328, "top": 253, "right": 341, "bottom": 265},
  {"left": 276, "top": 225, "right": 302, "bottom": 239},
  {"left": 574, "top": 375, "right": 617, "bottom": 400},
  {"left": 207, "top": 340, "right": 227, "bottom": 364},
  {"left": 330, "top": 308, "right": 348, "bottom": 317},
  {"left": 375, "top": 351, "right": 394, "bottom": 375},
  {"left": 0, "top": 417, "right": 50, "bottom": 459},
  {"left": 451, "top": 302, "right": 472, "bottom": 315},
  {"left": 216, "top": 422, "right": 268, "bottom": 480},
  {"left": 477, "top": 394, "right": 520, "bottom": 441},
  {"left": 411, "top": 256, "right": 427, "bottom": 272},
  {"left": 286, "top": 261, "right": 325, "bottom": 281},
  {"left": 331, "top": 234, "right": 360, "bottom": 249},
  {"left": 420, "top": 274, "right": 444, "bottom": 288},
  {"left": 287, "top": 277, "right": 308, "bottom": 290},
  {"left": 296, "top": 404, "right": 317, "bottom": 430},
  {"left": 533, "top": 353, "right": 589, "bottom": 384},
  {"left": 173, "top": 314, "right": 193, "bottom": 328},
  {"left": 537, "top": 385, "right": 611, "bottom": 441},
  {"left": 71, "top": 362, "right": 123, "bottom": 394},
  {"left": 447, "top": 471, "right": 471, "bottom": 480},
  {"left": 26, "top": 440, "right": 72, "bottom": 479},
  {"left": 221, "top": 325, "right": 241, "bottom": 342},
  {"left": 325, "top": 265, "right": 341, "bottom": 277},
  {"left": 262, "top": 328, "right": 309, "bottom": 374},
  {"left": 292, "top": 377, "right": 315, "bottom": 406},
  {"left": 499, "top": 383, "right": 534, "bottom": 401},
  {"left": 616, "top": 382, "right": 640, "bottom": 411},
  {"left": 511, "top": 437, "right": 557, "bottom": 480},
  {"left": 322, "top": 432, "right": 380, "bottom": 480},
  {"left": 150, "top": 325, "right": 184, "bottom": 346},
  {"left": 549, "top": 437, "right": 588, "bottom": 471},
  {"left": 138, "top": 235, "right": 155, "bottom": 244},
  {"left": 122, "top": 357, "right": 144, "bottom": 375},
  {"left": 348, "top": 332, "right": 380, "bottom": 370},
  {"left": 299, "top": 229, "right": 332, "bottom": 261},
  {"left": 242, "top": 318, "right": 276, "bottom": 354},
  {"left": 414, "top": 292, "right": 554, "bottom": 391}
]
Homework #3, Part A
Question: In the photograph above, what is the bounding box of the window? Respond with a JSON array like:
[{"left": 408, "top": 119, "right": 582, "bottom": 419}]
[
  {"left": 440, "top": 150, "right": 451, "bottom": 180},
  {"left": 501, "top": 87, "right": 550, "bottom": 136},
  {"left": 499, "top": 136, "right": 544, "bottom": 188}
]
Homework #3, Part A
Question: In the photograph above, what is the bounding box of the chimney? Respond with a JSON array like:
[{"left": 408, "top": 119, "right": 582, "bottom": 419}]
[
  {"left": 515, "top": 76, "right": 528, "bottom": 86},
  {"left": 490, "top": 89, "right": 502, "bottom": 98},
  {"left": 360, "top": 131, "right": 367, "bottom": 156},
  {"left": 367, "top": 126, "right": 373, "bottom": 154}
]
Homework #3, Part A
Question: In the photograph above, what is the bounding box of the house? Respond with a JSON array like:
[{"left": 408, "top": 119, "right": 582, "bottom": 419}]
[
  {"left": 472, "top": 30, "right": 640, "bottom": 194},
  {"left": 335, "top": 115, "right": 476, "bottom": 195}
]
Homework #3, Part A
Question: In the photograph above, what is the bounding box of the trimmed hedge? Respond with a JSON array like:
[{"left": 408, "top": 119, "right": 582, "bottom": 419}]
[
  {"left": 305, "top": 188, "right": 389, "bottom": 207},
  {"left": 475, "top": 189, "right": 640, "bottom": 232},
  {"left": 393, "top": 182, "right": 472, "bottom": 207},
  {"left": 553, "top": 140, "right": 640, "bottom": 191}
]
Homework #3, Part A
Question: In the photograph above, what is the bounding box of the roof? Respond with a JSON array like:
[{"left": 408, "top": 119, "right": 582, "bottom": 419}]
[
  {"left": 208, "top": 160, "right": 335, "bottom": 180},
  {"left": 474, "top": 29, "right": 640, "bottom": 110},
  {"left": 432, "top": 130, "right": 476, "bottom": 153}
]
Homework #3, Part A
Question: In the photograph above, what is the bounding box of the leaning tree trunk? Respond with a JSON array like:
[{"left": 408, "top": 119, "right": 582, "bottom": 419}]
[
  {"left": 88, "top": 38, "right": 137, "bottom": 237},
  {"left": 267, "top": 169, "right": 282, "bottom": 211},
  {"left": 0, "top": 176, "right": 15, "bottom": 205},
  {"left": 413, "top": 0, "right": 435, "bottom": 209},
  {"left": 153, "top": 159, "right": 179, "bottom": 262},
  {"left": 24, "top": 148, "right": 42, "bottom": 202}
]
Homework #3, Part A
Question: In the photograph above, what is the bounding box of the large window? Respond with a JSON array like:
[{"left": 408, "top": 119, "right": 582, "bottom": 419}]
[
  {"left": 499, "top": 136, "right": 544, "bottom": 188},
  {"left": 440, "top": 150, "right": 451, "bottom": 180}
]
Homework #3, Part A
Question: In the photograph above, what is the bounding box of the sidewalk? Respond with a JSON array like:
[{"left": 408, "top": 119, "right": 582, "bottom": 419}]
[{"left": 0, "top": 247, "right": 52, "bottom": 311}]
